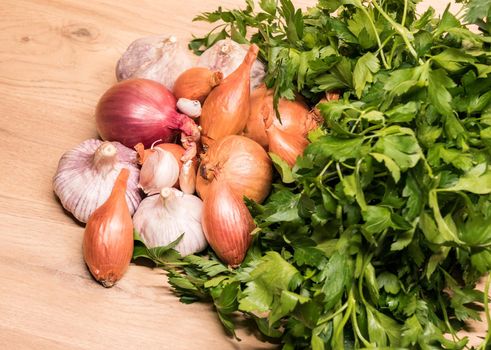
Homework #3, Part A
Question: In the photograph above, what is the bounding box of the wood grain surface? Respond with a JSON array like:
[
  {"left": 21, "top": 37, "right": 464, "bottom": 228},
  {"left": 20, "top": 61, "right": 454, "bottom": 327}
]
[{"left": 0, "top": 1, "right": 487, "bottom": 349}]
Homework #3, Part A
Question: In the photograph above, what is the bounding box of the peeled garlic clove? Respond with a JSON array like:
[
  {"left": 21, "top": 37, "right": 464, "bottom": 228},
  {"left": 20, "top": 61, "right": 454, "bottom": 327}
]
[
  {"left": 53, "top": 139, "right": 141, "bottom": 223},
  {"left": 116, "top": 35, "right": 197, "bottom": 91},
  {"left": 179, "top": 160, "right": 196, "bottom": 194},
  {"left": 177, "top": 98, "right": 202, "bottom": 118},
  {"left": 138, "top": 147, "right": 179, "bottom": 195},
  {"left": 202, "top": 179, "right": 255, "bottom": 267},
  {"left": 198, "top": 39, "right": 266, "bottom": 91},
  {"left": 83, "top": 168, "right": 134, "bottom": 288},
  {"left": 133, "top": 188, "right": 207, "bottom": 256}
]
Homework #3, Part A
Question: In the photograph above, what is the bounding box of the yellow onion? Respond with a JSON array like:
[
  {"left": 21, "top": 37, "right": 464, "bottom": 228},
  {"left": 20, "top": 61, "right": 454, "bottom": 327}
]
[
  {"left": 200, "top": 45, "right": 259, "bottom": 147},
  {"left": 83, "top": 168, "right": 134, "bottom": 288},
  {"left": 173, "top": 67, "right": 223, "bottom": 103},
  {"left": 196, "top": 135, "right": 272, "bottom": 203},
  {"left": 202, "top": 179, "right": 255, "bottom": 267},
  {"left": 243, "top": 85, "right": 319, "bottom": 166}
]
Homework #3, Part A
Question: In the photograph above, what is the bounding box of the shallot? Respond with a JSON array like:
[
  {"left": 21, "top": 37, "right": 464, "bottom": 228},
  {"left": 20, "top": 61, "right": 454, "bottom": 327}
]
[{"left": 83, "top": 168, "right": 134, "bottom": 288}]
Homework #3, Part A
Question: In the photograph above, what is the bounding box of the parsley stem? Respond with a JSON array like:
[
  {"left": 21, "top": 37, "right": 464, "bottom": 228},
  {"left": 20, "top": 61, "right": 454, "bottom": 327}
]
[
  {"left": 317, "top": 301, "right": 348, "bottom": 325},
  {"left": 333, "top": 288, "right": 355, "bottom": 344},
  {"left": 370, "top": 0, "right": 422, "bottom": 64},
  {"left": 401, "top": 0, "right": 408, "bottom": 27},
  {"left": 359, "top": 6, "right": 389, "bottom": 69},
  {"left": 317, "top": 160, "right": 333, "bottom": 180},
  {"left": 438, "top": 294, "right": 460, "bottom": 342},
  {"left": 350, "top": 293, "right": 371, "bottom": 347}
]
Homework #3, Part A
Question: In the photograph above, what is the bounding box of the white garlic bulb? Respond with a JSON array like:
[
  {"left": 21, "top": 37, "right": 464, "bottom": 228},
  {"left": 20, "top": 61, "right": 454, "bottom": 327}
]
[
  {"left": 133, "top": 188, "right": 207, "bottom": 256},
  {"left": 197, "top": 39, "right": 266, "bottom": 91},
  {"left": 53, "top": 139, "right": 141, "bottom": 223},
  {"left": 116, "top": 35, "right": 197, "bottom": 91},
  {"left": 138, "top": 147, "right": 179, "bottom": 195}
]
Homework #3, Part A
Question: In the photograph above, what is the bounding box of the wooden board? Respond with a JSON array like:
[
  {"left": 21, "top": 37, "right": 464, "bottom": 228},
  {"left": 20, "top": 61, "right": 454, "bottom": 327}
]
[{"left": 0, "top": 0, "right": 486, "bottom": 349}]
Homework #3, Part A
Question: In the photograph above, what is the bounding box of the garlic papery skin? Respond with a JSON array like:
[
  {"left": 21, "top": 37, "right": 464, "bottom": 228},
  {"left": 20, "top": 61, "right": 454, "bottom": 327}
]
[
  {"left": 197, "top": 39, "right": 266, "bottom": 91},
  {"left": 133, "top": 188, "right": 206, "bottom": 256},
  {"left": 138, "top": 147, "right": 179, "bottom": 195},
  {"left": 53, "top": 139, "right": 141, "bottom": 223},
  {"left": 116, "top": 35, "right": 196, "bottom": 91}
]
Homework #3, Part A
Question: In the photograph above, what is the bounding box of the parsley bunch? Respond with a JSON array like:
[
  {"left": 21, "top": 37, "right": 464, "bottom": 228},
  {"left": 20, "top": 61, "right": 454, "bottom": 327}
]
[{"left": 136, "top": 0, "right": 491, "bottom": 348}]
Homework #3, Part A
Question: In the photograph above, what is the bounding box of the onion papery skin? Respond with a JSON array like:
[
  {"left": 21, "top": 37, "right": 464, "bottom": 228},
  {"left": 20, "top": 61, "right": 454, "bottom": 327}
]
[
  {"left": 244, "top": 84, "right": 314, "bottom": 148},
  {"left": 267, "top": 127, "right": 309, "bottom": 167},
  {"left": 95, "top": 79, "right": 198, "bottom": 149},
  {"left": 202, "top": 180, "right": 255, "bottom": 267},
  {"left": 196, "top": 135, "right": 272, "bottom": 203}
]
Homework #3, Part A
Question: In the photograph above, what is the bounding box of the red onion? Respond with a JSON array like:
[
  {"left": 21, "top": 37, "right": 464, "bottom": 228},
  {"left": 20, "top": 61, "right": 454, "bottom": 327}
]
[{"left": 95, "top": 79, "right": 200, "bottom": 148}]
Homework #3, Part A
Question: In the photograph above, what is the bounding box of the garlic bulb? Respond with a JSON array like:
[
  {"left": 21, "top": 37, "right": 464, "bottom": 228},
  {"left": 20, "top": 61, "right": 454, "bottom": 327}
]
[
  {"left": 133, "top": 188, "right": 207, "bottom": 256},
  {"left": 138, "top": 147, "right": 179, "bottom": 195},
  {"left": 197, "top": 39, "right": 266, "bottom": 91},
  {"left": 53, "top": 139, "right": 141, "bottom": 223},
  {"left": 116, "top": 35, "right": 196, "bottom": 91}
]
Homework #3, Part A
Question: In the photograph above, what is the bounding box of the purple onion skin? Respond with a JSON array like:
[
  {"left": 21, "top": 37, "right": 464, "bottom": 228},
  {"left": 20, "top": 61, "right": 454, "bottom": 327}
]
[{"left": 96, "top": 79, "right": 195, "bottom": 148}]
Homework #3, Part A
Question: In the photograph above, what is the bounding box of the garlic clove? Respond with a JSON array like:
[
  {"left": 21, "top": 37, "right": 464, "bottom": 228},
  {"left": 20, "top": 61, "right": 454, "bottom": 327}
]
[
  {"left": 138, "top": 147, "right": 179, "bottom": 195},
  {"left": 53, "top": 139, "right": 141, "bottom": 223},
  {"left": 179, "top": 159, "right": 196, "bottom": 194},
  {"left": 177, "top": 98, "right": 202, "bottom": 118}
]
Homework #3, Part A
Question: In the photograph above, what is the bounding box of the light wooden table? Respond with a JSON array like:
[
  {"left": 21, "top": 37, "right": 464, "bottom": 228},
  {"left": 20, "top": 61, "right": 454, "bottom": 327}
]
[{"left": 0, "top": 1, "right": 486, "bottom": 349}]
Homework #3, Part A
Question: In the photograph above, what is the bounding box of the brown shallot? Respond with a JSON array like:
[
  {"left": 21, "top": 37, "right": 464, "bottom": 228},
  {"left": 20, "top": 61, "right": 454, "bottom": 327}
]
[
  {"left": 202, "top": 178, "right": 255, "bottom": 267},
  {"left": 244, "top": 85, "right": 320, "bottom": 167},
  {"left": 83, "top": 168, "right": 134, "bottom": 288},
  {"left": 196, "top": 135, "right": 272, "bottom": 203},
  {"left": 200, "top": 45, "right": 259, "bottom": 148},
  {"left": 173, "top": 67, "right": 223, "bottom": 103}
]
